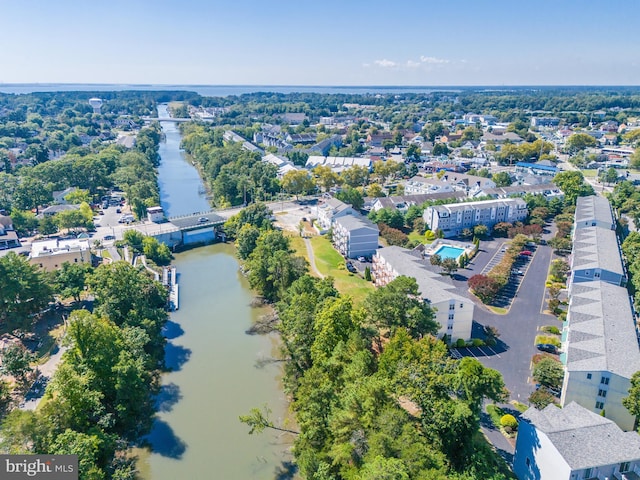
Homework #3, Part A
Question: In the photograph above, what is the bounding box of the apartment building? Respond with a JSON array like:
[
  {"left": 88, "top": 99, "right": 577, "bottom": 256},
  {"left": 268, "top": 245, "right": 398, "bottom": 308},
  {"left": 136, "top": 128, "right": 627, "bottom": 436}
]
[
  {"left": 423, "top": 198, "right": 528, "bottom": 238},
  {"left": 372, "top": 246, "right": 473, "bottom": 342},
  {"left": 332, "top": 215, "right": 379, "bottom": 259}
]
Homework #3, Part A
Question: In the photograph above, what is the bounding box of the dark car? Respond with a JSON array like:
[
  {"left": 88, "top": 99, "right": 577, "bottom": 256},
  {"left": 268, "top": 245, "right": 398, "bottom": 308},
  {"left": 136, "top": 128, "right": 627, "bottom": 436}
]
[
  {"left": 104, "top": 235, "right": 116, "bottom": 241},
  {"left": 346, "top": 262, "right": 357, "bottom": 273},
  {"left": 536, "top": 343, "right": 558, "bottom": 354}
]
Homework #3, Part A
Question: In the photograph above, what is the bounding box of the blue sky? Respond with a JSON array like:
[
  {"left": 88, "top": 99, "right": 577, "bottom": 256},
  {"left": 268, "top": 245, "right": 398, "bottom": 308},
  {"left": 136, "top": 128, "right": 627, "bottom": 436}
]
[{"left": 1, "top": 0, "right": 639, "bottom": 86}]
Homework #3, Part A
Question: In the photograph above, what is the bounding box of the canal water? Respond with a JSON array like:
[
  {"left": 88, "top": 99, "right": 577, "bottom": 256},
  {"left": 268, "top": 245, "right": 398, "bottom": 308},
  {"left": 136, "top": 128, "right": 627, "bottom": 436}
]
[{"left": 136, "top": 106, "right": 293, "bottom": 479}]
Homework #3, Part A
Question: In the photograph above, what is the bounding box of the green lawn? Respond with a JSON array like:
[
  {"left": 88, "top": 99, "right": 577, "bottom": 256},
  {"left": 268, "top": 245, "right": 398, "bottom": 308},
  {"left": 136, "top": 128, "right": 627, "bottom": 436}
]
[
  {"left": 581, "top": 169, "right": 598, "bottom": 178},
  {"left": 309, "top": 236, "right": 374, "bottom": 305}
]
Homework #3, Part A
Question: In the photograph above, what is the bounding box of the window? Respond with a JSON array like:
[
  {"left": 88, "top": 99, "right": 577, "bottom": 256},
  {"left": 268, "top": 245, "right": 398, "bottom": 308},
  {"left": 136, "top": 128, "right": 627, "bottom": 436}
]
[
  {"left": 584, "top": 468, "right": 593, "bottom": 478},
  {"left": 525, "top": 458, "right": 530, "bottom": 467},
  {"left": 449, "top": 304, "right": 455, "bottom": 310},
  {"left": 460, "top": 303, "right": 464, "bottom": 308},
  {"left": 620, "top": 462, "right": 630, "bottom": 473},
  {"left": 601, "top": 376, "right": 610, "bottom": 385},
  {"left": 595, "top": 401, "right": 604, "bottom": 409},
  {"left": 592, "top": 222, "right": 596, "bottom": 226},
  {"left": 587, "top": 373, "right": 592, "bottom": 380},
  {"left": 598, "top": 389, "right": 607, "bottom": 398},
  {"left": 594, "top": 272, "right": 600, "bottom": 278},
  {"left": 448, "top": 314, "right": 454, "bottom": 321}
]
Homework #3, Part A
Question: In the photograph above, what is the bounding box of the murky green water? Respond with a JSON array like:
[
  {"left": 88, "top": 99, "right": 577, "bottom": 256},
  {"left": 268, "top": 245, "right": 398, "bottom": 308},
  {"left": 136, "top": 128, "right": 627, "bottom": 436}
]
[{"left": 136, "top": 108, "right": 293, "bottom": 479}]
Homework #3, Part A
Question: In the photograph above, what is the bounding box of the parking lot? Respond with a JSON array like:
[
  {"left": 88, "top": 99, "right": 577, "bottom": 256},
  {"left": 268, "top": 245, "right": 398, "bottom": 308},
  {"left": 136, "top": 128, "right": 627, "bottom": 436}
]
[{"left": 479, "top": 243, "right": 537, "bottom": 309}]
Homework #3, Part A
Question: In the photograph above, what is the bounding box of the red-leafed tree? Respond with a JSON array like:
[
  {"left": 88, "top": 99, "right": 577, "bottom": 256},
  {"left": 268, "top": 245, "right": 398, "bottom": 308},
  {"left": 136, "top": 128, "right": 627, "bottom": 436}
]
[{"left": 468, "top": 274, "right": 501, "bottom": 304}]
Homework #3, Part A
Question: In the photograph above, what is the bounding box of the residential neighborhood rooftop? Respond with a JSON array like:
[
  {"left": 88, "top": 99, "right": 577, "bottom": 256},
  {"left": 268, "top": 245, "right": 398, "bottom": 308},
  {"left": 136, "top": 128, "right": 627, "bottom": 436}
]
[
  {"left": 565, "top": 281, "right": 640, "bottom": 378},
  {"left": 521, "top": 402, "right": 640, "bottom": 470},
  {"left": 575, "top": 195, "right": 614, "bottom": 228},
  {"left": 571, "top": 227, "right": 625, "bottom": 278}
]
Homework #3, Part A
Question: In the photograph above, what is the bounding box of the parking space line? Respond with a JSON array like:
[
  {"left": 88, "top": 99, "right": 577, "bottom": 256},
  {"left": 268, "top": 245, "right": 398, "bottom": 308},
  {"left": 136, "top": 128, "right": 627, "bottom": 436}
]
[{"left": 484, "top": 345, "right": 501, "bottom": 358}]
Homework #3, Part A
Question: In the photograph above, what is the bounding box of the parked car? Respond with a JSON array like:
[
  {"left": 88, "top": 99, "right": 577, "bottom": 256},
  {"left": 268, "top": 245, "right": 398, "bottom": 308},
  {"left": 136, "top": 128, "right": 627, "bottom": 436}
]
[
  {"left": 511, "top": 269, "right": 524, "bottom": 275},
  {"left": 536, "top": 343, "right": 558, "bottom": 354},
  {"left": 346, "top": 262, "right": 357, "bottom": 273},
  {"left": 116, "top": 208, "right": 121, "bottom": 213},
  {"left": 104, "top": 235, "right": 116, "bottom": 241},
  {"left": 357, "top": 256, "right": 366, "bottom": 262},
  {"left": 520, "top": 250, "right": 532, "bottom": 256}
]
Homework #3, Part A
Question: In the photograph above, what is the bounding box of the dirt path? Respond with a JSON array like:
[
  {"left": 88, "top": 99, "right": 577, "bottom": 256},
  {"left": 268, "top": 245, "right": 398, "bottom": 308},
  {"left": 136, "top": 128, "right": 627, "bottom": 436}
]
[{"left": 304, "top": 237, "right": 324, "bottom": 278}]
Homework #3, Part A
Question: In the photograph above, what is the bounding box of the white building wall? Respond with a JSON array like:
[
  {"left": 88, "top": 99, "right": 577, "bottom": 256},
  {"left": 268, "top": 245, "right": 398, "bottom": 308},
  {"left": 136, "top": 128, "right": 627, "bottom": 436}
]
[
  {"left": 514, "top": 427, "right": 573, "bottom": 480},
  {"left": 562, "top": 371, "right": 635, "bottom": 431},
  {"left": 433, "top": 298, "right": 473, "bottom": 342}
]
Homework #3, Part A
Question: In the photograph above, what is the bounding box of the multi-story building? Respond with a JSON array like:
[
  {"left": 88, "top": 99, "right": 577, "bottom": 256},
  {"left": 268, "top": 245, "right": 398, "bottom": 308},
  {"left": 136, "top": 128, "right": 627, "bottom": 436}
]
[
  {"left": 530, "top": 116, "right": 561, "bottom": 128},
  {"left": 332, "top": 215, "right": 379, "bottom": 259},
  {"left": 372, "top": 246, "right": 473, "bottom": 342},
  {"left": 514, "top": 401, "right": 640, "bottom": 480},
  {"left": 423, "top": 198, "right": 528, "bottom": 238},
  {"left": 561, "top": 195, "right": 640, "bottom": 431},
  {"left": 316, "top": 198, "right": 354, "bottom": 231},
  {"left": 560, "top": 281, "right": 640, "bottom": 431},
  {"left": 404, "top": 176, "right": 455, "bottom": 195}
]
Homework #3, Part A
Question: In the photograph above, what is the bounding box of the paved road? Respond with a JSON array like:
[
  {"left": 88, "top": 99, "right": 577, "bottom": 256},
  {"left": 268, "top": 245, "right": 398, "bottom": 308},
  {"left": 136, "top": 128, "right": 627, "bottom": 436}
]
[
  {"left": 20, "top": 344, "right": 69, "bottom": 411},
  {"left": 450, "top": 240, "right": 557, "bottom": 403}
]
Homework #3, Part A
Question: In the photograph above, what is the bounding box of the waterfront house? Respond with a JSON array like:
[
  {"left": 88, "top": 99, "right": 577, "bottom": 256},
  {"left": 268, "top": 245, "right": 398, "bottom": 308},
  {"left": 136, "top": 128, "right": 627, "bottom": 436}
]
[{"left": 513, "top": 402, "right": 640, "bottom": 480}]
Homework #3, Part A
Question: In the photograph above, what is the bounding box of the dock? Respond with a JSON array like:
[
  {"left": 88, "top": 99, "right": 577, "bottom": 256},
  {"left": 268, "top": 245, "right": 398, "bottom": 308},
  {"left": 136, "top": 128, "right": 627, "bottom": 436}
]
[{"left": 163, "top": 266, "right": 180, "bottom": 311}]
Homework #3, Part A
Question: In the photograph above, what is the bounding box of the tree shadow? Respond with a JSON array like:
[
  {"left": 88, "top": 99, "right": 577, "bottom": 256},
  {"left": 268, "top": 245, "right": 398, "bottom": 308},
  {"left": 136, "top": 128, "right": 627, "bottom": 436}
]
[
  {"left": 163, "top": 320, "right": 184, "bottom": 340},
  {"left": 273, "top": 460, "right": 298, "bottom": 480},
  {"left": 146, "top": 419, "right": 187, "bottom": 459},
  {"left": 155, "top": 383, "right": 182, "bottom": 412},
  {"left": 164, "top": 343, "right": 192, "bottom": 371}
]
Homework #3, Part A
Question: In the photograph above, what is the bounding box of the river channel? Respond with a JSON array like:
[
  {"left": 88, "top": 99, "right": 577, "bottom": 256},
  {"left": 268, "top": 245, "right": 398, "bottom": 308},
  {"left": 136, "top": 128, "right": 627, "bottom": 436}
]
[{"left": 136, "top": 106, "right": 293, "bottom": 479}]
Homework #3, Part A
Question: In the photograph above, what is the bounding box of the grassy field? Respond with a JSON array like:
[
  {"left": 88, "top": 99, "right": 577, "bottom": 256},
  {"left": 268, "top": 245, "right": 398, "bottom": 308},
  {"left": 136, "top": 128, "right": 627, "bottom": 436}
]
[
  {"left": 308, "top": 236, "right": 375, "bottom": 305},
  {"left": 581, "top": 169, "right": 598, "bottom": 177}
]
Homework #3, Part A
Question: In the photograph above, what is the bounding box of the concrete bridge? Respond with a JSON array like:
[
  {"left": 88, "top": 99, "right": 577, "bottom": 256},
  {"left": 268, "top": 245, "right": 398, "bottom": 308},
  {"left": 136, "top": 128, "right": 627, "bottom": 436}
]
[{"left": 141, "top": 116, "right": 193, "bottom": 123}]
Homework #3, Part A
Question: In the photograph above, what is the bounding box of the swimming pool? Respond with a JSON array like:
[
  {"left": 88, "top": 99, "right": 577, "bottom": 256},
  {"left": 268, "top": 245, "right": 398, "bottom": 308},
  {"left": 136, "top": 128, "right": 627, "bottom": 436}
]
[{"left": 434, "top": 245, "right": 465, "bottom": 260}]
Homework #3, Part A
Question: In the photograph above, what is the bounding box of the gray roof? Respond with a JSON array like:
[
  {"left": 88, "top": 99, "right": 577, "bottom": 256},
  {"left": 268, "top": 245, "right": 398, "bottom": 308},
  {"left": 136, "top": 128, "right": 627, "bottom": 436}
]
[
  {"left": 565, "top": 282, "right": 640, "bottom": 378},
  {"left": 320, "top": 198, "right": 352, "bottom": 215},
  {"left": 482, "top": 183, "right": 562, "bottom": 198},
  {"left": 375, "top": 245, "right": 466, "bottom": 304},
  {"left": 0, "top": 214, "right": 12, "bottom": 228},
  {"left": 40, "top": 204, "right": 80, "bottom": 215},
  {"left": 571, "top": 227, "right": 624, "bottom": 277},
  {"left": 373, "top": 192, "right": 467, "bottom": 209},
  {"left": 334, "top": 214, "right": 378, "bottom": 233},
  {"left": 521, "top": 402, "right": 640, "bottom": 469},
  {"left": 429, "top": 197, "right": 526, "bottom": 215},
  {"left": 575, "top": 195, "right": 614, "bottom": 228}
]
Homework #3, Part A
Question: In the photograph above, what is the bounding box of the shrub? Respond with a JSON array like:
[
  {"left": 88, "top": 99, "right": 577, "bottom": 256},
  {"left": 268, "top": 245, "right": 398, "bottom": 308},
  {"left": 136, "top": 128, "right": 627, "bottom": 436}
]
[
  {"left": 529, "top": 387, "right": 556, "bottom": 409},
  {"left": 532, "top": 353, "right": 555, "bottom": 364},
  {"left": 542, "top": 325, "right": 561, "bottom": 335},
  {"left": 472, "top": 339, "right": 485, "bottom": 347},
  {"left": 500, "top": 414, "right": 518, "bottom": 431},
  {"left": 535, "top": 335, "right": 561, "bottom": 347},
  {"left": 455, "top": 338, "right": 466, "bottom": 348}
]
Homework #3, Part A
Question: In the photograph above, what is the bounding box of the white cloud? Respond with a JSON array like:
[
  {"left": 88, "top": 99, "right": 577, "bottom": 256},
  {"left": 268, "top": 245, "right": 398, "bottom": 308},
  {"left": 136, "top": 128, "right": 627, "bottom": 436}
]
[
  {"left": 369, "top": 55, "right": 452, "bottom": 70},
  {"left": 374, "top": 59, "right": 397, "bottom": 68},
  {"left": 420, "top": 55, "right": 450, "bottom": 65}
]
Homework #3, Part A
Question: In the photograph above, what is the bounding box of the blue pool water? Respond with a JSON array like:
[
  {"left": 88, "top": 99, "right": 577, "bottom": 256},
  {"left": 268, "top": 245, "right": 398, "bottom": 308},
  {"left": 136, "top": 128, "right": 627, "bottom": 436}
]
[{"left": 434, "top": 245, "right": 464, "bottom": 260}]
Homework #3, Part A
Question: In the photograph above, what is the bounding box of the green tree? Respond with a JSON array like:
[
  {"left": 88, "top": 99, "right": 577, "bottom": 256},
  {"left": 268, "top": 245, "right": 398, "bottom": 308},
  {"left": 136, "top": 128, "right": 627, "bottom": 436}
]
[
  {"left": 491, "top": 171, "right": 512, "bottom": 187},
  {"left": 282, "top": 170, "right": 315, "bottom": 198},
  {"left": 0, "top": 344, "right": 35, "bottom": 384},
  {"left": 38, "top": 215, "right": 58, "bottom": 236},
  {"left": 313, "top": 165, "right": 340, "bottom": 192},
  {"left": 63, "top": 188, "right": 91, "bottom": 205},
  {"left": 335, "top": 187, "right": 364, "bottom": 210},
  {"left": 236, "top": 224, "right": 261, "bottom": 260},
  {"left": 533, "top": 357, "right": 564, "bottom": 389},
  {"left": 440, "top": 257, "right": 458, "bottom": 275},
  {"left": 340, "top": 165, "right": 369, "bottom": 188},
  {"left": 566, "top": 133, "right": 597, "bottom": 152},
  {"left": 360, "top": 456, "right": 409, "bottom": 480},
  {"left": 364, "top": 276, "right": 438, "bottom": 339},
  {"left": 123, "top": 230, "right": 145, "bottom": 253},
  {"left": 12, "top": 178, "right": 51, "bottom": 214},
  {"left": 553, "top": 170, "right": 594, "bottom": 205},
  {"left": 0, "top": 252, "right": 53, "bottom": 330},
  {"left": 623, "top": 370, "right": 640, "bottom": 420},
  {"left": 55, "top": 261, "right": 92, "bottom": 303},
  {"left": 474, "top": 224, "right": 489, "bottom": 238}
]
